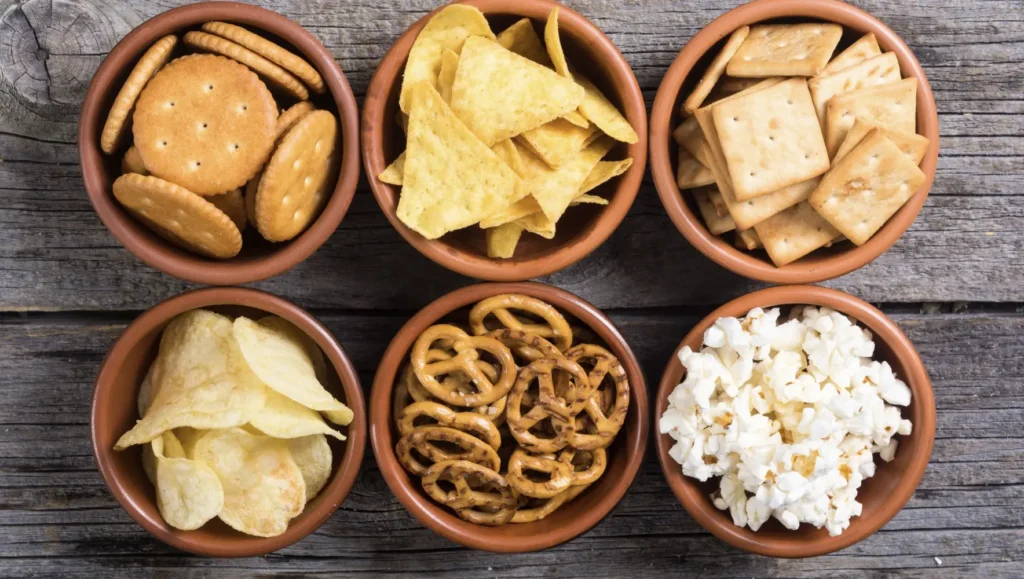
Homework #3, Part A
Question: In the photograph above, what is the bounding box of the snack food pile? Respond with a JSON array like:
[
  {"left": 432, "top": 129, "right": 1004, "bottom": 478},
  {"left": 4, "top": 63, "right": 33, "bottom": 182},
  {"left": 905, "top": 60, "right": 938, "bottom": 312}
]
[
  {"left": 673, "top": 26, "right": 929, "bottom": 266},
  {"left": 392, "top": 294, "right": 630, "bottom": 525},
  {"left": 114, "top": 309, "right": 354, "bottom": 537},
  {"left": 100, "top": 23, "right": 339, "bottom": 258},
  {"left": 659, "top": 306, "right": 913, "bottom": 536},
  {"left": 378, "top": 6, "right": 638, "bottom": 259}
]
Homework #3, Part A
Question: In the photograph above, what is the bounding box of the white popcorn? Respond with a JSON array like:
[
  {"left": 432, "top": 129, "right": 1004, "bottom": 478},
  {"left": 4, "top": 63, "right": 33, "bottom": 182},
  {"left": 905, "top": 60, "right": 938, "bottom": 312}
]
[{"left": 660, "top": 306, "right": 913, "bottom": 537}]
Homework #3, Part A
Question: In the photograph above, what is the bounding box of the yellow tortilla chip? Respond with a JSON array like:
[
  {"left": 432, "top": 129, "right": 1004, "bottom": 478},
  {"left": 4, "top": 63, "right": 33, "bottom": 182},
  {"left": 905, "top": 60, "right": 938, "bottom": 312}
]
[
  {"left": 579, "top": 158, "right": 633, "bottom": 195},
  {"left": 436, "top": 48, "right": 459, "bottom": 103},
  {"left": 576, "top": 75, "right": 639, "bottom": 144},
  {"left": 517, "top": 211, "right": 556, "bottom": 239},
  {"left": 517, "top": 118, "right": 598, "bottom": 168},
  {"left": 563, "top": 111, "right": 589, "bottom": 128},
  {"left": 490, "top": 138, "right": 525, "bottom": 176},
  {"left": 450, "top": 36, "right": 584, "bottom": 145},
  {"left": 378, "top": 152, "right": 406, "bottom": 185},
  {"left": 399, "top": 5, "right": 494, "bottom": 112},
  {"left": 570, "top": 194, "right": 609, "bottom": 206},
  {"left": 497, "top": 18, "right": 551, "bottom": 66},
  {"left": 544, "top": 8, "right": 572, "bottom": 78},
  {"left": 398, "top": 82, "right": 524, "bottom": 238},
  {"left": 520, "top": 137, "right": 614, "bottom": 222},
  {"left": 480, "top": 195, "right": 543, "bottom": 229},
  {"left": 485, "top": 222, "right": 524, "bottom": 258}
]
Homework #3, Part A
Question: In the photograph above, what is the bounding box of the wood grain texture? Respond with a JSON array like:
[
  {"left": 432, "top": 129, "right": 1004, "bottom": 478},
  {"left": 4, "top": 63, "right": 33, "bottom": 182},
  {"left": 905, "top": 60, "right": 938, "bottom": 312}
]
[
  {"left": 0, "top": 0, "right": 1021, "bottom": 310},
  {"left": 0, "top": 309, "right": 1021, "bottom": 576}
]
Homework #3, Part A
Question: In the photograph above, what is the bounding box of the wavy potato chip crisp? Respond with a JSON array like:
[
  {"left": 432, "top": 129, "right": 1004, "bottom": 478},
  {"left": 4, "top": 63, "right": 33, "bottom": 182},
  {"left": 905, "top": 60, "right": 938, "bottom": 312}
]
[
  {"left": 399, "top": 5, "right": 494, "bottom": 112},
  {"left": 152, "top": 430, "right": 225, "bottom": 531},
  {"left": 250, "top": 388, "right": 346, "bottom": 441},
  {"left": 193, "top": 428, "right": 305, "bottom": 537},
  {"left": 257, "top": 316, "right": 328, "bottom": 384},
  {"left": 288, "top": 434, "right": 333, "bottom": 502}
]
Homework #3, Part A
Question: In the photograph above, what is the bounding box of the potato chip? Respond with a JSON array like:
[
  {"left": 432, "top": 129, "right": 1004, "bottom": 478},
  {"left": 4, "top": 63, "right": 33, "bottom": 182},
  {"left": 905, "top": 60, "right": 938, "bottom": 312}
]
[
  {"left": 193, "top": 428, "right": 305, "bottom": 537},
  {"left": 398, "top": 82, "right": 525, "bottom": 239},
  {"left": 174, "top": 426, "right": 204, "bottom": 458},
  {"left": 153, "top": 430, "right": 225, "bottom": 531},
  {"left": 450, "top": 36, "right": 584, "bottom": 145},
  {"left": 436, "top": 48, "right": 460, "bottom": 103},
  {"left": 579, "top": 158, "right": 633, "bottom": 195},
  {"left": 257, "top": 316, "right": 328, "bottom": 384},
  {"left": 485, "top": 222, "right": 524, "bottom": 258},
  {"left": 544, "top": 7, "right": 572, "bottom": 78},
  {"left": 399, "top": 5, "right": 495, "bottom": 112},
  {"left": 250, "top": 388, "right": 346, "bottom": 441},
  {"left": 232, "top": 317, "right": 353, "bottom": 425},
  {"left": 517, "top": 118, "right": 598, "bottom": 168},
  {"left": 520, "top": 137, "right": 615, "bottom": 222},
  {"left": 497, "top": 18, "right": 551, "bottom": 67},
  {"left": 137, "top": 363, "right": 157, "bottom": 418},
  {"left": 287, "top": 434, "right": 333, "bottom": 502},
  {"left": 115, "top": 310, "right": 266, "bottom": 450}
]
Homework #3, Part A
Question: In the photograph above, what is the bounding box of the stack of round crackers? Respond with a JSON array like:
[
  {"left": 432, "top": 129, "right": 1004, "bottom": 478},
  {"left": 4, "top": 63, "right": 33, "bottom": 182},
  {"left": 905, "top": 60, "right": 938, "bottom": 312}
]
[
  {"left": 673, "top": 24, "right": 929, "bottom": 267},
  {"left": 100, "top": 22, "right": 340, "bottom": 259}
]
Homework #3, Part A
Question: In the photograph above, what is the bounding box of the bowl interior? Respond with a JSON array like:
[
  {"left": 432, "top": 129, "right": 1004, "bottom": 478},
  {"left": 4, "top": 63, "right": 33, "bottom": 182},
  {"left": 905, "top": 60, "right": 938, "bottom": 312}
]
[
  {"left": 81, "top": 4, "right": 358, "bottom": 283},
  {"left": 373, "top": 3, "right": 642, "bottom": 268},
  {"left": 655, "top": 0, "right": 938, "bottom": 283},
  {"left": 93, "top": 291, "right": 363, "bottom": 556},
  {"left": 372, "top": 283, "right": 648, "bottom": 551},
  {"left": 655, "top": 287, "right": 934, "bottom": 556}
]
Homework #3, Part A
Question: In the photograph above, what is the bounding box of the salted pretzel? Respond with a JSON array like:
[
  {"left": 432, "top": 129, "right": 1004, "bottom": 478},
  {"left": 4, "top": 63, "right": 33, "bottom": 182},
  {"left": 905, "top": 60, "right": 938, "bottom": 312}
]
[
  {"left": 469, "top": 294, "right": 573, "bottom": 352},
  {"left": 395, "top": 426, "right": 500, "bottom": 475},
  {"left": 411, "top": 325, "right": 516, "bottom": 407},
  {"left": 506, "top": 449, "right": 574, "bottom": 499},
  {"left": 397, "top": 401, "right": 502, "bottom": 450},
  {"left": 486, "top": 328, "right": 564, "bottom": 364},
  {"left": 421, "top": 460, "right": 517, "bottom": 526},
  {"left": 399, "top": 354, "right": 507, "bottom": 423},
  {"left": 510, "top": 490, "right": 569, "bottom": 523},
  {"left": 565, "top": 344, "right": 630, "bottom": 450},
  {"left": 506, "top": 357, "right": 592, "bottom": 453},
  {"left": 559, "top": 447, "right": 607, "bottom": 487},
  {"left": 563, "top": 483, "right": 590, "bottom": 503}
]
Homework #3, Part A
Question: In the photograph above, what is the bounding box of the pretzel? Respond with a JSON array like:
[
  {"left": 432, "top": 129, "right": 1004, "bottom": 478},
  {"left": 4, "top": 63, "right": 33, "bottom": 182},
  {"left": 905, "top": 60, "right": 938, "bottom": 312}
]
[
  {"left": 486, "top": 328, "right": 563, "bottom": 364},
  {"left": 507, "top": 449, "right": 574, "bottom": 499},
  {"left": 510, "top": 490, "right": 569, "bottom": 523},
  {"left": 400, "top": 354, "right": 507, "bottom": 424},
  {"left": 563, "top": 483, "right": 590, "bottom": 503},
  {"left": 559, "top": 447, "right": 608, "bottom": 487},
  {"left": 506, "top": 357, "right": 593, "bottom": 453},
  {"left": 411, "top": 325, "right": 516, "bottom": 407},
  {"left": 469, "top": 294, "right": 573, "bottom": 352},
  {"left": 421, "top": 460, "right": 517, "bottom": 526},
  {"left": 566, "top": 344, "right": 630, "bottom": 450},
  {"left": 395, "top": 426, "right": 500, "bottom": 475},
  {"left": 397, "top": 401, "right": 502, "bottom": 449}
]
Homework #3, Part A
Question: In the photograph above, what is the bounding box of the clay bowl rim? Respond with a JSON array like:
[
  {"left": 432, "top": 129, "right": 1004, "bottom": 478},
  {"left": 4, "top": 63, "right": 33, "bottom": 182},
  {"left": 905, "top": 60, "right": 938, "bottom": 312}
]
[
  {"left": 369, "top": 281, "right": 650, "bottom": 552},
  {"left": 360, "top": 0, "right": 648, "bottom": 282},
  {"left": 654, "top": 285, "right": 936, "bottom": 558},
  {"left": 649, "top": 0, "right": 940, "bottom": 284},
  {"left": 78, "top": 2, "right": 362, "bottom": 286},
  {"left": 90, "top": 286, "right": 368, "bottom": 558}
]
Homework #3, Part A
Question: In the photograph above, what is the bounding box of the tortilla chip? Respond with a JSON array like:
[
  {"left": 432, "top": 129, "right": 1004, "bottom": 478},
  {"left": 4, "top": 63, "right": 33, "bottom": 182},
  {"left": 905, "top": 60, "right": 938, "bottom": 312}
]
[
  {"left": 491, "top": 138, "right": 526, "bottom": 176},
  {"left": 544, "top": 7, "right": 572, "bottom": 78},
  {"left": 450, "top": 36, "right": 584, "bottom": 145},
  {"left": 497, "top": 18, "right": 551, "bottom": 66},
  {"left": 570, "top": 194, "right": 609, "bottom": 206},
  {"left": 378, "top": 152, "right": 406, "bottom": 185},
  {"left": 480, "top": 195, "right": 543, "bottom": 228},
  {"left": 576, "top": 75, "right": 639, "bottom": 144},
  {"left": 579, "top": 158, "right": 633, "bottom": 195},
  {"left": 486, "top": 222, "right": 524, "bottom": 258},
  {"left": 399, "top": 5, "right": 495, "bottom": 112},
  {"left": 563, "top": 111, "right": 589, "bottom": 128},
  {"left": 520, "top": 137, "right": 614, "bottom": 222},
  {"left": 518, "top": 118, "right": 598, "bottom": 168},
  {"left": 397, "top": 82, "right": 524, "bottom": 239},
  {"left": 436, "top": 48, "right": 460, "bottom": 103},
  {"left": 517, "top": 211, "right": 556, "bottom": 239}
]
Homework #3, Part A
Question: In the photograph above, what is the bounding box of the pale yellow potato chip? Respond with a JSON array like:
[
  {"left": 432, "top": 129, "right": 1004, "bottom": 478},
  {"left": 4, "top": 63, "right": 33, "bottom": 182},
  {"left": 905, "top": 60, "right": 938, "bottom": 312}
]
[
  {"left": 436, "top": 48, "right": 460, "bottom": 103},
  {"left": 517, "top": 118, "right": 598, "bottom": 168},
  {"left": 520, "top": 137, "right": 614, "bottom": 222},
  {"left": 153, "top": 430, "right": 224, "bottom": 531},
  {"left": 580, "top": 158, "right": 633, "bottom": 195},
  {"left": 450, "top": 36, "right": 584, "bottom": 145},
  {"left": 378, "top": 152, "right": 406, "bottom": 186},
  {"left": 490, "top": 138, "right": 526, "bottom": 176},
  {"left": 497, "top": 18, "right": 551, "bottom": 66},
  {"left": 576, "top": 75, "right": 639, "bottom": 144},
  {"left": 250, "top": 388, "right": 346, "bottom": 441},
  {"left": 544, "top": 7, "right": 572, "bottom": 78},
  {"left": 486, "top": 222, "right": 524, "bottom": 258},
  {"left": 819, "top": 33, "right": 881, "bottom": 77},
  {"left": 399, "top": 5, "right": 495, "bottom": 112},
  {"left": 162, "top": 429, "right": 186, "bottom": 458},
  {"left": 137, "top": 363, "right": 157, "bottom": 418},
  {"left": 479, "top": 195, "right": 542, "bottom": 229},
  {"left": 517, "top": 210, "right": 556, "bottom": 239},
  {"left": 174, "top": 427, "right": 204, "bottom": 458},
  {"left": 257, "top": 316, "right": 328, "bottom": 384},
  {"left": 193, "top": 428, "right": 305, "bottom": 537},
  {"left": 287, "top": 434, "right": 333, "bottom": 502},
  {"left": 232, "top": 317, "right": 354, "bottom": 425},
  {"left": 115, "top": 310, "right": 266, "bottom": 450},
  {"left": 570, "top": 194, "right": 609, "bottom": 206},
  {"left": 398, "top": 82, "right": 525, "bottom": 239}
]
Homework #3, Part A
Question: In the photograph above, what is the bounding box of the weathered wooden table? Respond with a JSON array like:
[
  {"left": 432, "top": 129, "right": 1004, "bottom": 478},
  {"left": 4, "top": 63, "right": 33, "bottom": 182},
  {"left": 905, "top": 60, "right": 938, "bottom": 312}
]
[{"left": 1, "top": 0, "right": 1022, "bottom": 576}]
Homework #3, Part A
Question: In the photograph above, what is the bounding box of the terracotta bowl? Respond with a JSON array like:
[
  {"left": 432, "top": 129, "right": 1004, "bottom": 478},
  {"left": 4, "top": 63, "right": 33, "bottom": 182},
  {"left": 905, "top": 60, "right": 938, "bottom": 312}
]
[
  {"left": 655, "top": 285, "right": 935, "bottom": 557},
  {"left": 369, "top": 282, "right": 649, "bottom": 551},
  {"left": 649, "top": 0, "right": 939, "bottom": 284},
  {"left": 79, "top": 2, "right": 361, "bottom": 285},
  {"left": 361, "top": 0, "right": 647, "bottom": 281},
  {"left": 91, "top": 287, "right": 367, "bottom": 557}
]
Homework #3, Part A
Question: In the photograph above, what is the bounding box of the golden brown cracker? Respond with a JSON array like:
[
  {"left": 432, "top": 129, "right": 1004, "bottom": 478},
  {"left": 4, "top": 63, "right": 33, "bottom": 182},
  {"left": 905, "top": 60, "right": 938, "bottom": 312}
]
[
  {"left": 244, "top": 172, "right": 260, "bottom": 227},
  {"left": 677, "top": 148, "right": 714, "bottom": 190},
  {"left": 754, "top": 201, "right": 838, "bottom": 266},
  {"left": 693, "top": 187, "right": 736, "bottom": 235},
  {"left": 183, "top": 31, "right": 309, "bottom": 100},
  {"left": 683, "top": 26, "right": 750, "bottom": 114},
  {"left": 809, "top": 52, "right": 901, "bottom": 126},
  {"left": 208, "top": 188, "right": 247, "bottom": 232},
  {"left": 201, "top": 21, "right": 325, "bottom": 93},
  {"left": 101, "top": 35, "right": 178, "bottom": 155},
  {"left": 276, "top": 102, "right": 315, "bottom": 141},
  {"left": 824, "top": 78, "right": 918, "bottom": 157},
  {"left": 819, "top": 33, "right": 881, "bottom": 77},
  {"left": 672, "top": 115, "right": 714, "bottom": 168},
  {"left": 122, "top": 146, "right": 149, "bottom": 176},
  {"left": 727, "top": 23, "right": 843, "bottom": 77},
  {"left": 735, "top": 228, "right": 762, "bottom": 250},
  {"left": 832, "top": 118, "right": 930, "bottom": 165}
]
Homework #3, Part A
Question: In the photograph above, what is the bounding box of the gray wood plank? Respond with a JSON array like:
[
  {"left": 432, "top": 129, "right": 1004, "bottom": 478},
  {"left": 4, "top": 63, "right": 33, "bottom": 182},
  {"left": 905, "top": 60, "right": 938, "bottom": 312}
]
[
  {"left": 1, "top": 309, "right": 1021, "bottom": 576},
  {"left": 0, "top": 0, "right": 1022, "bottom": 310}
]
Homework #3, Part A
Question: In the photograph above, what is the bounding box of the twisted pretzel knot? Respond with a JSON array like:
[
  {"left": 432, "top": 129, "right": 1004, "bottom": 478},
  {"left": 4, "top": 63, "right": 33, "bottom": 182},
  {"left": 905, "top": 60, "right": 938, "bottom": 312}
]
[
  {"left": 558, "top": 447, "right": 608, "bottom": 487},
  {"left": 395, "top": 425, "right": 500, "bottom": 475},
  {"left": 400, "top": 352, "right": 507, "bottom": 424},
  {"left": 411, "top": 325, "right": 516, "bottom": 407},
  {"left": 397, "top": 401, "right": 501, "bottom": 450},
  {"left": 510, "top": 490, "right": 569, "bottom": 524},
  {"left": 506, "top": 357, "right": 591, "bottom": 453},
  {"left": 469, "top": 294, "right": 573, "bottom": 352},
  {"left": 421, "top": 460, "right": 517, "bottom": 526},
  {"left": 486, "top": 328, "right": 563, "bottom": 364},
  {"left": 506, "top": 449, "right": 574, "bottom": 499},
  {"left": 565, "top": 344, "right": 630, "bottom": 450}
]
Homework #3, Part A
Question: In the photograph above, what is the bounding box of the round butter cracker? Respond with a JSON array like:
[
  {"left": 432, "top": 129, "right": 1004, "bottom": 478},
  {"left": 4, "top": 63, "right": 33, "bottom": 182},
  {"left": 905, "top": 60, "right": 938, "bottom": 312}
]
[
  {"left": 201, "top": 21, "right": 325, "bottom": 94},
  {"left": 275, "top": 101, "right": 315, "bottom": 141},
  {"left": 183, "top": 31, "right": 309, "bottom": 101},
  {"left": 244, "top": 172, "right": 261, "bottom": 228},
  {"left": 113, "top": 173, "right": 242, "bottom": 258},
  {"left": 132, "top": 54, "right": 278, "bottom": 195},
  {"left": 208, "top": 187, "right": 247, "bottom": 232},
  {"left": 255, "top": 110, "right": 337, "bottom": 242},
  {"left": 101, "top": 35, "right": 178, "bottom": 155},
  {"left": 121, "top": 146, "right": 149, "bottom": 176}
]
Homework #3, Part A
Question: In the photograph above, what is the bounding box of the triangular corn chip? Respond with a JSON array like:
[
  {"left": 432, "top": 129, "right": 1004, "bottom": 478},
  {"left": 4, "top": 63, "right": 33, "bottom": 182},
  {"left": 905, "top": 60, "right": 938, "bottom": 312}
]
[
  {"left": 485, "top": 222, "right": 524, "bottom": 258},
  {"left": 378, "top": 152, "right": 406, "bottom": 185},
  {"left": 580, "top": 158, "right": 633, "bottom": 195},
  {"left": 517, "top": 118, "right": 598, "bottom": 168},
  {"left": 497, "top": 18, "right": 551, "bottom": 66},
  {"left": 436, "top": 48, "right": 460, "bottom": 103},
  {"left": 520, "top": 137, "right": 614, "bottom": 222}
]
